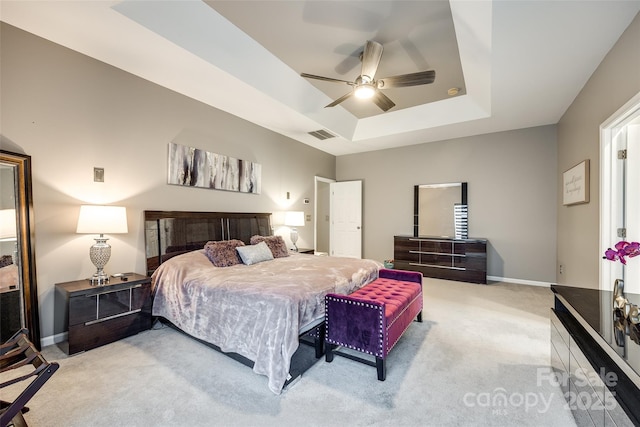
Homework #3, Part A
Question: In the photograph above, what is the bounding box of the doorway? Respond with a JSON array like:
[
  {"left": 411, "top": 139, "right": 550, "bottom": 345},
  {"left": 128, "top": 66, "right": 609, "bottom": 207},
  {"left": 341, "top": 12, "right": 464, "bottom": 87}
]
[
  {"left": 600, "top": 92, "right": 640, "bottom": 292},
  {"left": 314, "top": 176, "right": 333, "bottom": 254},
  {"left": 314, "top": 177, "right": 363, "bottom": 258}
]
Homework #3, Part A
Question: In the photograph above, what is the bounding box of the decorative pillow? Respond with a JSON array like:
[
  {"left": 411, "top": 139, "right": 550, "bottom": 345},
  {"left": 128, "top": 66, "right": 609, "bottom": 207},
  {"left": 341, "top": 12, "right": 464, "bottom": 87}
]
[
  {"left": 250, "top": 235, "right": 289, "bottom": 258},
  {"left": 236, "top": 241, "right": 274, "bottom": 265},
  {"left": 0, "top": 255, "right": 13, "bottom": 268},
  {"left": 203, "top": 239, "right": 245, "bottom": 267}
]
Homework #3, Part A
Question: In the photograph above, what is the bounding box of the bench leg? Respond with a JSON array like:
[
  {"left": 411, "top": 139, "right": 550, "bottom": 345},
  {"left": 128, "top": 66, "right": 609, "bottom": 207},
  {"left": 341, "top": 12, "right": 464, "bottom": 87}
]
[
  {"left": 314, "top": 338, "right": 325, "bottom": 359},
  {"left": 417, "top": 311, "right": 423, "bottom": 323},
  {"left": 325, "top": 343, "right": 334, "bottom": 362},
  {"left": 376, "top": 357, "right": 386, "bottom": 381},
  {"left": 314, "top": 324, "right": 326, "bottom": 358}
]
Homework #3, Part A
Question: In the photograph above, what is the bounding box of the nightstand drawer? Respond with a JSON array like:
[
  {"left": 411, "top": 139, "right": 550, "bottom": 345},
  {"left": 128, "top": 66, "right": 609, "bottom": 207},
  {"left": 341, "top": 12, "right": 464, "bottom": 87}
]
[
  {"left": 69, "top": 283, "right": 150, "bottom": 326},
  {"left": 67, "top": 311, "right": 152, "bottom": 354}
]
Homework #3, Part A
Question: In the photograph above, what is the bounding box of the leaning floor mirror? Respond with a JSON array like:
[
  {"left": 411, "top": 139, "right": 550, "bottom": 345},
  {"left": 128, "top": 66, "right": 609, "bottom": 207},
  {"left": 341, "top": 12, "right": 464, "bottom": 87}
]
[{"left": 0, "top": 150, "right": 40, "bottom": 348}]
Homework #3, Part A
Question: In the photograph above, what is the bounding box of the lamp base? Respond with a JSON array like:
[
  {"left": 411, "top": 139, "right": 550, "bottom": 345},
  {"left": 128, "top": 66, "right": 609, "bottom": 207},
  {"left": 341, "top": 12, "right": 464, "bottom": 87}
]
[
  {"left": 290, "top": 229, "right": 299, "bottom": 252},
  {"left": 90, "top": 272, "right": 110, "bottom": 286},
  {"left": 88, "top": 235, "right": 111, "bottom": 286}
]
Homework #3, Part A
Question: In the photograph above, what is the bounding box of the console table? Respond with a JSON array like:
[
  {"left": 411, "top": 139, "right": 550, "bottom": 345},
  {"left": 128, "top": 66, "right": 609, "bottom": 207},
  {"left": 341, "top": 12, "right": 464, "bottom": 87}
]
[
  {"left": 393, "top": 235, "right": 487, "bottom": 284},
  {"left": 551, "top": 285, "right": 639, "bottom": 426}
]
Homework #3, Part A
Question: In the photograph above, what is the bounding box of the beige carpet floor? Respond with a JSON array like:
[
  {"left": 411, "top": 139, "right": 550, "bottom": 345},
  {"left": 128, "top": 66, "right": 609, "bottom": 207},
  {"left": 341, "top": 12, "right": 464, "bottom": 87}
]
[{"left": 4, "top": 278, "right": 577, "bottom": 426}]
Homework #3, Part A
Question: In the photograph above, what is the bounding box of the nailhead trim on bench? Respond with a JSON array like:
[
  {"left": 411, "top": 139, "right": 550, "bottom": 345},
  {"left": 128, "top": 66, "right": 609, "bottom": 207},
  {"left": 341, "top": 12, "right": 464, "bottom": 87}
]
[{"left": 324, "top": 296, "right": 385, "bottom": 356}]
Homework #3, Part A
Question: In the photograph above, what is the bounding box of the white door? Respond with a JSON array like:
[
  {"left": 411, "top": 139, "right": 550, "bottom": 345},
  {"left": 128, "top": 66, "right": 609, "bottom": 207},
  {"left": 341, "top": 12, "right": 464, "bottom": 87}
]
[
  {"left": 601, "top": 93, "right": 640, "bottom": 292},
  {"left": 624, "top": 123, "right": 640, "bottom": 292},
  {"left": 330, "top": 180, "right": 362, "bottom": 258}
]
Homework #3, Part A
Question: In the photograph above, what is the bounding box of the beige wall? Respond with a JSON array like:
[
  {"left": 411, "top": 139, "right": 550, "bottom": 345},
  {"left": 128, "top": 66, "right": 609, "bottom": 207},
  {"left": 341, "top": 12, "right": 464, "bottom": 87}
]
[
  {"left": 337, "top": 125, "right": 558, "bottom": 284},
  {"left": 557, "top": 13, "right": 640, "bottom": 289},
  {"left": 0, "top": 24, "right": 335, "bottom": 341}
]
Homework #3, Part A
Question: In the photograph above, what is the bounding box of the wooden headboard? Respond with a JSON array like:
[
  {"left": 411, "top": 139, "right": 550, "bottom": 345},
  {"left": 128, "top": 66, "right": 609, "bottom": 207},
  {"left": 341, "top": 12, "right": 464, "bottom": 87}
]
[{"left": 144, "top": 211, "right": 272, "bottom": 276}]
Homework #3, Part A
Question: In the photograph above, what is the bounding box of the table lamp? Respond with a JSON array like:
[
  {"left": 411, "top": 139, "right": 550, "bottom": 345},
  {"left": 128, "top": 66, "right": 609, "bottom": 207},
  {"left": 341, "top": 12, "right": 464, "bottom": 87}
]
[
  {"left": 284, "top": 211, "right": 305, "bottom": 252},
  {"left": 76, "top": 205, "right": 128, "bottom": 285}
]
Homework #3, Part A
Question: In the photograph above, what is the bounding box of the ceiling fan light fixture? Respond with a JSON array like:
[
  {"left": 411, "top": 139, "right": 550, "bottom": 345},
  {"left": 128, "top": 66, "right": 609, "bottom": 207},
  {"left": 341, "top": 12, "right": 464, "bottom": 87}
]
[
  {"left": 354, "top": 83, "right": 376, "bottom": 99},
  {"left": 302, "top": 39, "right": 435, "bottom": 111}
]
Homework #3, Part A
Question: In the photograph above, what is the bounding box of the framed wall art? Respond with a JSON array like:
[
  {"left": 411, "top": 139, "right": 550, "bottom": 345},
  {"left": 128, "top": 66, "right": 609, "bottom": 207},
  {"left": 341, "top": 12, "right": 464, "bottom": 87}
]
[
  {"left": 167, "top": 143, "right": 261, "bottom": 194},
  {"left": 563, "top": 159, "right": 589, "bottom": 206}
]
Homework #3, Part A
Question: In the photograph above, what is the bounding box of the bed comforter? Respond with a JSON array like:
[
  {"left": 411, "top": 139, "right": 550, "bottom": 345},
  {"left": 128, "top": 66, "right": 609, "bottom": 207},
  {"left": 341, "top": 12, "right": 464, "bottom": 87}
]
[{"left": 151, "top": 250, "right": 381, "bottom": 393}]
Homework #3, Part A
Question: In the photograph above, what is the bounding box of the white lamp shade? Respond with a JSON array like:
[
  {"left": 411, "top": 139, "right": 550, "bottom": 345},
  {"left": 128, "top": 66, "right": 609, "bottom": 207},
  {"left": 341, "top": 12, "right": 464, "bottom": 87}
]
[
  {"left": 76, "top": 205, "right": 128, "bottom": 234},
  {"left": 0, "top": 209, "right": 17, "bottom": 240},
  {"left": 284, "top": 211, "right": 305, "bottom": 227}
]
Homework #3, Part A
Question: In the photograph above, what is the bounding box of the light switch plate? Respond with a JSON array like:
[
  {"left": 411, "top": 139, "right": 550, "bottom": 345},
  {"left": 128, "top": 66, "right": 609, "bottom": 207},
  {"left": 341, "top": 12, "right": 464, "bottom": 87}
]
[{"left": 94, "top": 167, "right": 104, "bottom": 182}]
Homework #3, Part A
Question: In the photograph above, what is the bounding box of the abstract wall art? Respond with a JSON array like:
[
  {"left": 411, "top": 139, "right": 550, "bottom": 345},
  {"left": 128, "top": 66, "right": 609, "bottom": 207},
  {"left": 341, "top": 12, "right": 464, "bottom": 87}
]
[{"left": 167, "top": 143, "right": 261, "bottom": 194}]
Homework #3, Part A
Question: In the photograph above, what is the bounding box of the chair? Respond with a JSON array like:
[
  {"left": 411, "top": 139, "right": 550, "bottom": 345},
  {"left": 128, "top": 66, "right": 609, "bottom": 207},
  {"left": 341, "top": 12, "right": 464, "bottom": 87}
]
[{"left": 0, "top": 329, "right": 59, "bottom": 427}]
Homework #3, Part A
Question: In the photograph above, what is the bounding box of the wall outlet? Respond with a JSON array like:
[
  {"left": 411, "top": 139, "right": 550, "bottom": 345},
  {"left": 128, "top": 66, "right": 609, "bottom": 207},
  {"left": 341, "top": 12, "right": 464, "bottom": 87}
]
[{"left": 559, "top": 265, "right": 564, "bottom": 274}]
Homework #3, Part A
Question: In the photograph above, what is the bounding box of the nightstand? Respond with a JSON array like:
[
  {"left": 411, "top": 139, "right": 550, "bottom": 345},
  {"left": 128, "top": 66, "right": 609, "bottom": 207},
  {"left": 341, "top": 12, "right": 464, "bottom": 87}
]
[
  {"left": 55, "top": 274, "right": 152, "bottom": 355},
  {"left": 295, "top": 248, "right": 315, "bottom": 254}
]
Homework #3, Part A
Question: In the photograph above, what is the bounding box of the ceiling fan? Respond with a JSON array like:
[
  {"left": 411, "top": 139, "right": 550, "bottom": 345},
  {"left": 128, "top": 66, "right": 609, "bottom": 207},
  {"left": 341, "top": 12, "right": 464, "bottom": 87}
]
[{"left": 301, "top": 40, "right": 436, "bottom": 112}]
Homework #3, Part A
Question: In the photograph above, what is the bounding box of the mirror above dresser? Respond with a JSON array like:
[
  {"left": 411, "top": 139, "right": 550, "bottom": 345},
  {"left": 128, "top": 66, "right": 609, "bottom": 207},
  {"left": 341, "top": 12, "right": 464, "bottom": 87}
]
[{"left": 414, "top": 182, "right": 467, "bottom": 238}]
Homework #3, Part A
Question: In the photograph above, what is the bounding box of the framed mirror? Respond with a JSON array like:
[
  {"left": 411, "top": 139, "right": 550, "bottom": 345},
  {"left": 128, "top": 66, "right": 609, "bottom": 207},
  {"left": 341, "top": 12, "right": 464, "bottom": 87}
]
[
  {"left": 0, "top": 150, "right": 40, "bottom": 348},
  {"left": 414, "top": 182, "right": 468, "bottom": 238}
]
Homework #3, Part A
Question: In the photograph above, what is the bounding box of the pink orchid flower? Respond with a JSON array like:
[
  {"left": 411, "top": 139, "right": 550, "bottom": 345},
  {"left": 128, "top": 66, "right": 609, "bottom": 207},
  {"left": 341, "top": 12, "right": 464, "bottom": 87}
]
[{"left": 604, "top": 241, "right": 640, "bottom": 265}]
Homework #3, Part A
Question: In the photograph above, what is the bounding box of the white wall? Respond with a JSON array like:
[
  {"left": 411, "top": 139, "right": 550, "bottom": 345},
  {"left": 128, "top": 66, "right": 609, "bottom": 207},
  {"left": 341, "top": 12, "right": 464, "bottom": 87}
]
[
  {"left": 0, "top": 23, "right": 336, "bottom": 341},
  {"left": 337, "top": 125, "right": 558, "bottom": 284}
]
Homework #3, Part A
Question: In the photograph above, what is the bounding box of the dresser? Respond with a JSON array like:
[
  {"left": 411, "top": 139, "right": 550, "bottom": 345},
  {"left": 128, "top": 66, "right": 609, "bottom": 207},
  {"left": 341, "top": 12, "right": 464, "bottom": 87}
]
[
  {"left": 551, "top": 285, "right": 639, "bottom": 426},
  {"left": 55, "top": 274, "right": 152, "bottom": 355},
  {"left": 393, "top": 235, "right": 487, "bottom": 284}
]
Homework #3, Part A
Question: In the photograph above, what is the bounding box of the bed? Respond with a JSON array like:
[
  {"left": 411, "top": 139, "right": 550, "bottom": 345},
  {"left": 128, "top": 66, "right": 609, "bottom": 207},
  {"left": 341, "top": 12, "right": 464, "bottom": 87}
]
[{"left": 145, "top": 211, "right": 381, "bottom": 394}]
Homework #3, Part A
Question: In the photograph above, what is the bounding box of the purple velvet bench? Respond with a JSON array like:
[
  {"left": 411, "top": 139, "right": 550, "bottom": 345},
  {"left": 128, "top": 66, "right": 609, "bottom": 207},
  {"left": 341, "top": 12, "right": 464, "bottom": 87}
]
[{"left": 324, "top": 268, "right": 423, "bottom": 381}]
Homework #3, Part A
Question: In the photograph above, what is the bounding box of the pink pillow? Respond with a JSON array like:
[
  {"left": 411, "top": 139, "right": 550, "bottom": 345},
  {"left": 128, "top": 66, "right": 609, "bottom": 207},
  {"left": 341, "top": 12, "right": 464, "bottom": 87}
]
[
  {"left": 204, "top": 239, "right": 245, "bottom": 267},
  {"left": 250, "top": 235, "right": 289, "bottom": 258}
]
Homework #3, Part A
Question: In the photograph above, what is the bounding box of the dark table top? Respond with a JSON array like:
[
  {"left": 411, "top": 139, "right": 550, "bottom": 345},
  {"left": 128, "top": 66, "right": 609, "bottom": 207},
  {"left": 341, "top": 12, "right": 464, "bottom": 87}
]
[{"left": 552, "top": 284, "right": 640, "bottom": 379}]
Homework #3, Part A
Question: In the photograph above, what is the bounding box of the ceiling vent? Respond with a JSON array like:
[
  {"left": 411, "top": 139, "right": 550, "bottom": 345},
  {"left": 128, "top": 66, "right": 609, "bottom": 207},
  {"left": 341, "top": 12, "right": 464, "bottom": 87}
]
[{"left": 308, "top": 129, "right": 336, "bottom": 140}]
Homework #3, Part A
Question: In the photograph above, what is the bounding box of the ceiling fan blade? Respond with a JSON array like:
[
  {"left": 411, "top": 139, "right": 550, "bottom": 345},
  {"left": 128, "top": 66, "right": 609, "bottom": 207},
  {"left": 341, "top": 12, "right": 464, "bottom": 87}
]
[
  {"left": 324, "top": 92, "right": 353, "bottom": 108},
  {"left": 377, "top": 70, "right": 436, "bottom": 88},
  {"left": 301, "top": 73, "right": 353, "bottom": 85},
  {"left": 325, "top": 92, "right": 353, "bottom": 108},
  {"left": 360, "top": 40, "right": 383, "bottom": 81},
  {"left": 371, "top": 91, "right": 395, "bottom": 112}
]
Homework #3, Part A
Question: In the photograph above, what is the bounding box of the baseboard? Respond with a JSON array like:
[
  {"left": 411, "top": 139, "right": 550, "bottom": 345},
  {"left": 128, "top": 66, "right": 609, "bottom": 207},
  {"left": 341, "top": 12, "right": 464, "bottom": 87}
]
[
  {"left": 41, "top": 331, "right": 67, "bottom": 348},
  {"left": 487, "top": 276, "right": 551, "bottom": 288}
]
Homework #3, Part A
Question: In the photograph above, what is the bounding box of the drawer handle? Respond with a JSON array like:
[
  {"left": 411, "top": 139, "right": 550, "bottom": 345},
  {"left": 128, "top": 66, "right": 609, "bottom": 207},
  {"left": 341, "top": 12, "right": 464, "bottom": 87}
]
[
  {"left": 85, "top": 309, "right": 142, "bottom": 326},
  {"left": 408, "top": 238, "right": 453, "bottom": 244},
  {"left": 413, "top": 251, "right": 465, "bottom": 257},
  {"left": 409, "top": 262, "right": 466, "bottom": 271}
]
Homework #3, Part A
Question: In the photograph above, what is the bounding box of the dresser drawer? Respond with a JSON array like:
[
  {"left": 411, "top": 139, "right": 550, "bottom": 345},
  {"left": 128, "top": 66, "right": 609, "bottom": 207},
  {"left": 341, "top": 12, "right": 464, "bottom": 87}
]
[
  {"left": 419, "top": 239, "right": 454, "bottom": 253},
  {"left": 417, "top": 253, "right": 465, "bottom": 268}
]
